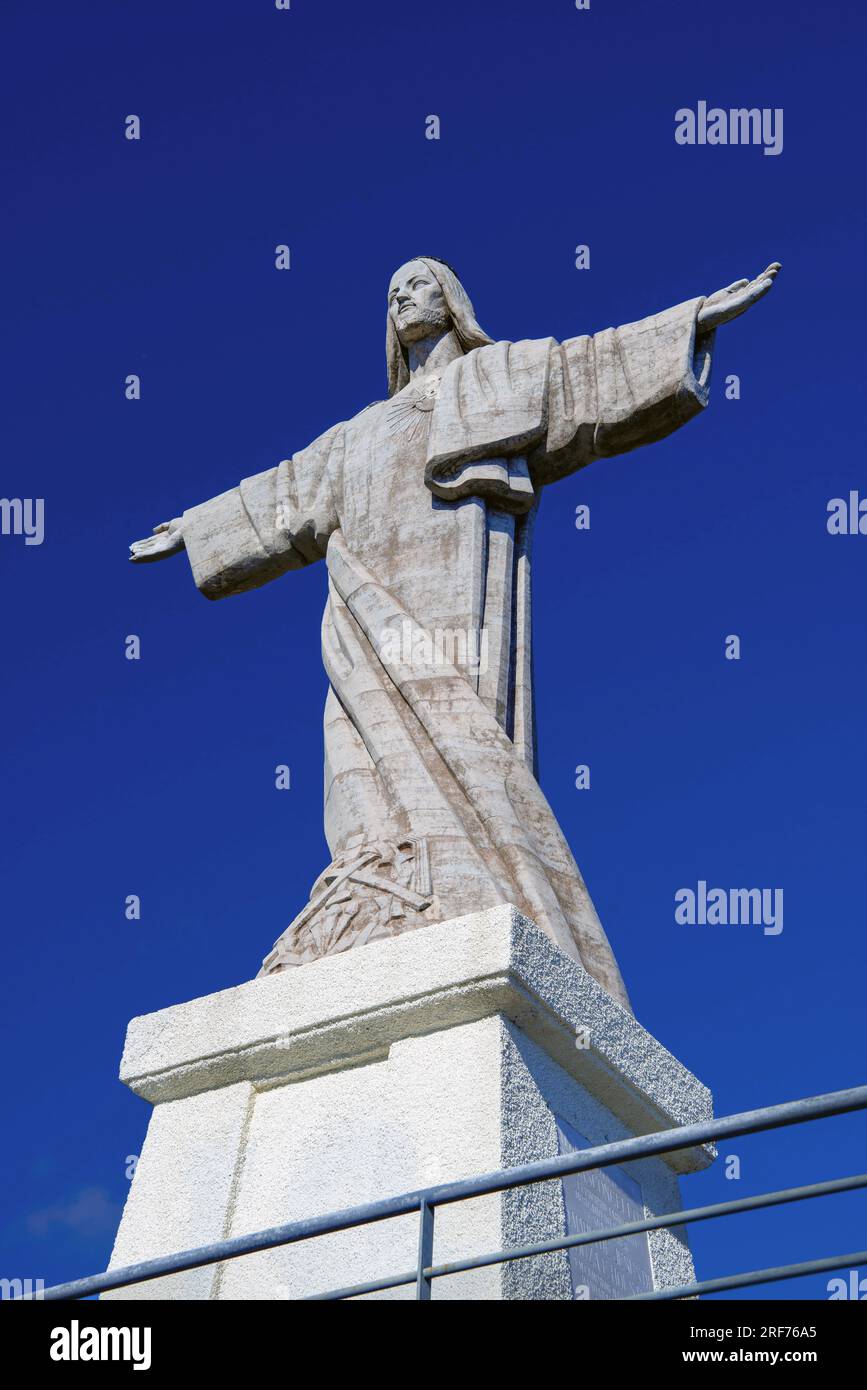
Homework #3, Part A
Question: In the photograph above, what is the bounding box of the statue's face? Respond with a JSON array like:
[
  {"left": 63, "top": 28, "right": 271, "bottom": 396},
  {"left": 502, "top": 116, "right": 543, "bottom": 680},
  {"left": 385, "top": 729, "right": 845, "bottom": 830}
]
[{"left": 388, "top": 260, "right": 451, "bottom": 345}]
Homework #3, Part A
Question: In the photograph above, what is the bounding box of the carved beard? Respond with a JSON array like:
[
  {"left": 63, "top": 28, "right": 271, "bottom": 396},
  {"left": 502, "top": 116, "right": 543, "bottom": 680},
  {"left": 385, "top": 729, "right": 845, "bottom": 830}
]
[{"left": 394, "top": 302, "right": 452, "bottom": 346}]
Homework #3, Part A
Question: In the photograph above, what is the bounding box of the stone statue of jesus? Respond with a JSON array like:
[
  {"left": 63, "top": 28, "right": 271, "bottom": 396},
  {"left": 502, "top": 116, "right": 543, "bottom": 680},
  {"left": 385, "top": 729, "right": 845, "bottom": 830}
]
[{"left": 130, "top": 256, "right": 780, "bottom": 1011}]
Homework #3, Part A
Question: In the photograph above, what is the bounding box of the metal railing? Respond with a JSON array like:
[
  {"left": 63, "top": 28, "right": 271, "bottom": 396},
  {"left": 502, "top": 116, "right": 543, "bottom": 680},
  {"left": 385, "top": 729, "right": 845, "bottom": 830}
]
[{"left": 25, "top": 1084, "right": 867, "bottom": 1301}]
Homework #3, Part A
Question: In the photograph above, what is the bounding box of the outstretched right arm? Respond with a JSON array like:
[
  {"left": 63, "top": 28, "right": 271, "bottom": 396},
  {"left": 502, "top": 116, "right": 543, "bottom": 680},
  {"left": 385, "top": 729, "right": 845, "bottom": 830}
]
[{"left": 127, "top": 424, "right": 342, "bottom": 600}]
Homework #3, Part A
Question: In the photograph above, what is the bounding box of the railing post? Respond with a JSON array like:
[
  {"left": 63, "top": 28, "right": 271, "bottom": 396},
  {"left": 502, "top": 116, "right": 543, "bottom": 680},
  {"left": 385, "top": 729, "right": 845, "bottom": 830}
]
[{"left": 416, "top": 1198, "right": 435, "bottom": 1300}]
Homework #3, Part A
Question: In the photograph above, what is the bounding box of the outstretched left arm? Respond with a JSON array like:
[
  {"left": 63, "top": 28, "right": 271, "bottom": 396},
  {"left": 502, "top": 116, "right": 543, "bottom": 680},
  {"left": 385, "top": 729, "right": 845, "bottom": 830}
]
[
  {"left": 530, "top": 262, "right": 782, "bottom": 489},
  {"left": 422, "top": 263, "right": 783, "bottom": 510}
]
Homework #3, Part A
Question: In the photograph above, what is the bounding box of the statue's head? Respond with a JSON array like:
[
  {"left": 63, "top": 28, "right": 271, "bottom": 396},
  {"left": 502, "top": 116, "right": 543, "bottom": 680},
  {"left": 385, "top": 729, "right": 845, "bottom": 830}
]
[{"left": 386, "top": 257, "right": 493, "bottom": 396}]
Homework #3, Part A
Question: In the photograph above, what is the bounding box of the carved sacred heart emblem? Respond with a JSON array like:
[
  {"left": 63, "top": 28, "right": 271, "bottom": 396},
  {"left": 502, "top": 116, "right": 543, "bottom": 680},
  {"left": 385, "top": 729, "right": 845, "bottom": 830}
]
[{"left": 386, "top": 373, "right": 441, "bottom": 440}]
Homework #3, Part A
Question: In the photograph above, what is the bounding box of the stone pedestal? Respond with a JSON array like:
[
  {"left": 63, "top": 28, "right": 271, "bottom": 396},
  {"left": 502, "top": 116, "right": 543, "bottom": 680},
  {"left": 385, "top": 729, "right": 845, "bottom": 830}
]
[{"left": 104, "top": 905, "right": 714, "bottom": 1300}]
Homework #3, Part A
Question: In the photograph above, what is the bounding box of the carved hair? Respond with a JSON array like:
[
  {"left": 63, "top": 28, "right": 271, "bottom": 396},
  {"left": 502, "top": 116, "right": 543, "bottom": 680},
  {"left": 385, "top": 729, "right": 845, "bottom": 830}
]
[{"left": 386, "top": 256, "right": 493, "bottom": 397}]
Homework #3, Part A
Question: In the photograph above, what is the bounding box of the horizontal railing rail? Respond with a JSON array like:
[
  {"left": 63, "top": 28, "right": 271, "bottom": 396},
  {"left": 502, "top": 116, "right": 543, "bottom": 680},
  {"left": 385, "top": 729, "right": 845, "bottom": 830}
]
[
  {"left": 21, "top": 1083, "right": 867, "bottom": 1302},
  {"left": 304, "top": 1172, "right": 867, "bottom": 1301}
]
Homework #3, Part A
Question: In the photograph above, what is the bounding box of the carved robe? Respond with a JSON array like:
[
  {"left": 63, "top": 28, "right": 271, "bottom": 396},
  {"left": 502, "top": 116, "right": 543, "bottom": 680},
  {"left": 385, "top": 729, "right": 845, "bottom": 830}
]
[{"left": 181, "top": 297, "right": 714, "bottom": 1010}]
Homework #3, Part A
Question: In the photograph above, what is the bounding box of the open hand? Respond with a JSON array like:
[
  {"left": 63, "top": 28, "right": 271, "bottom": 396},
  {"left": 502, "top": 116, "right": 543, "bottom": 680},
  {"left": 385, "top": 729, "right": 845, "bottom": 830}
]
[
  {"left": 697, "top": 263, "right": 781, "bottom": 332},
  {"left": 129, "top": 518, "right": 185, "bottom": 563}
]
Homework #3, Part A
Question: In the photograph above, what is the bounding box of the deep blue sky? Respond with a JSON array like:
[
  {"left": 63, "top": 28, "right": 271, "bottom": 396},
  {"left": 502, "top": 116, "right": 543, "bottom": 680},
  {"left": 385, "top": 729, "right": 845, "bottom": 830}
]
[{"left": 2, "top": 0, "right": 865, "bottom": 1300}]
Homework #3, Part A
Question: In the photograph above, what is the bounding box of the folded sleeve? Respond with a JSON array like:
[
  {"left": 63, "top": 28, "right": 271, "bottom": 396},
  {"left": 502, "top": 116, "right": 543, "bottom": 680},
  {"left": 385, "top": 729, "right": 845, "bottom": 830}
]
[
  {"left": 183, "top": 423, "right": 343, "bottom": 599},
  {"left": 531, "top": 297, "right": 715, "bottom": 487}
]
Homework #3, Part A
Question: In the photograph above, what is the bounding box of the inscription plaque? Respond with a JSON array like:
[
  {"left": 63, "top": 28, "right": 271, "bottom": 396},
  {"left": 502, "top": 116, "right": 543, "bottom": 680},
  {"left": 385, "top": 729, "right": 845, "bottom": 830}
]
[{"left": 556, "top": 1115, "right": 654, "bottom": 1300}]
